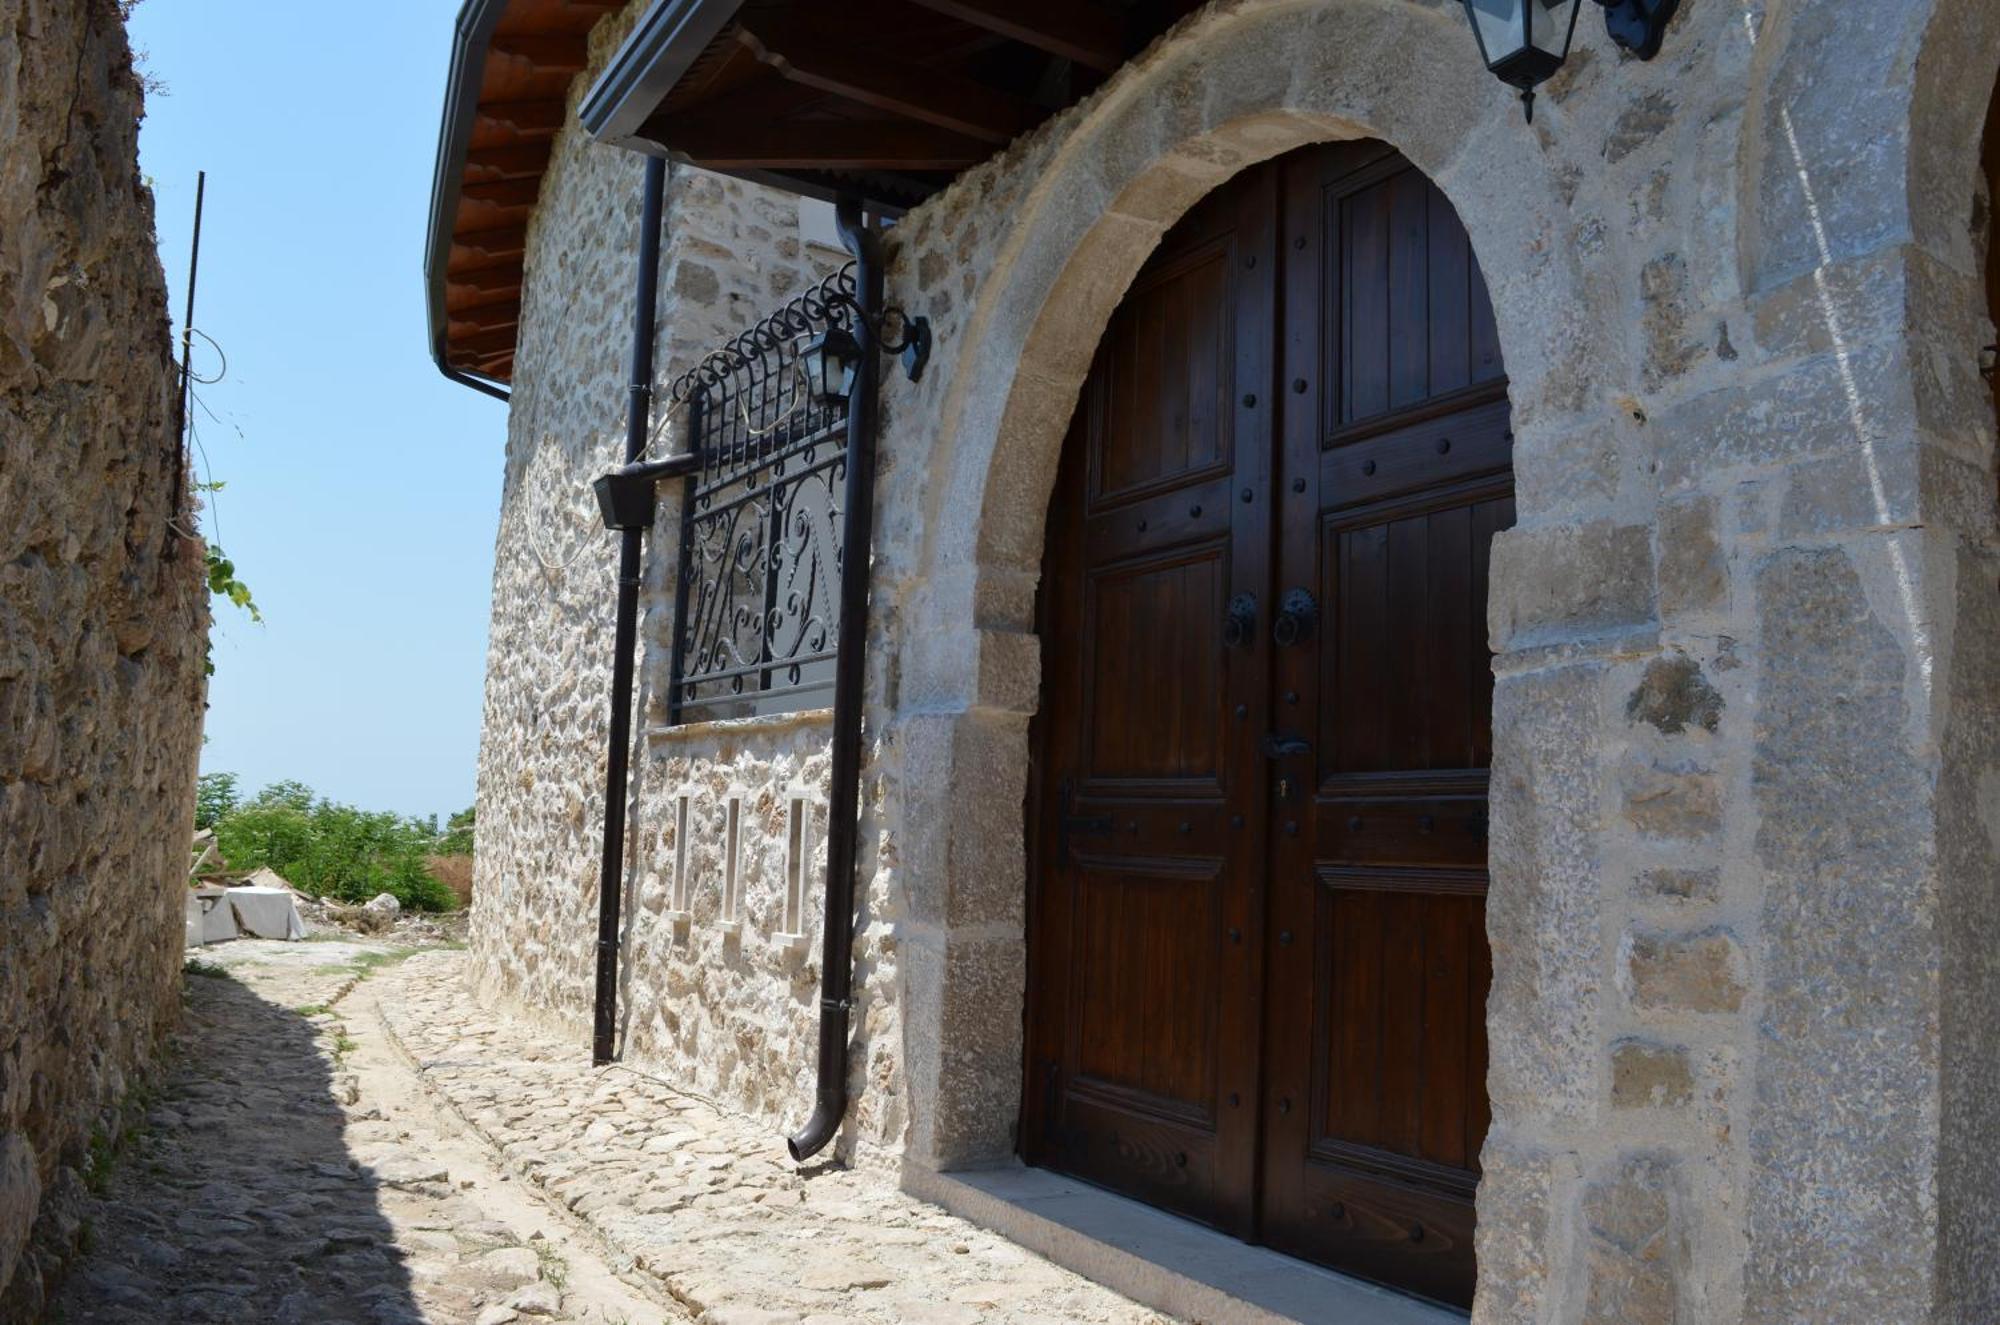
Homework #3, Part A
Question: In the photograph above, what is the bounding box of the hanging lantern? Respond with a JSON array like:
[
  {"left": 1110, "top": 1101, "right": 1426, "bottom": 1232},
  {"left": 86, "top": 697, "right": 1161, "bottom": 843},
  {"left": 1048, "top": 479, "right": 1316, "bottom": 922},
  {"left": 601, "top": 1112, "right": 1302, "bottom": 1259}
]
[
  {"left": 1460, "top": 0, "right": 1585, "bottom": 121},
  {"left": 800, "top": 326, "right": 862, "bottom": 404},
  {"left": 1461, "top": 0, "right": 1680, "bottom": 122}
]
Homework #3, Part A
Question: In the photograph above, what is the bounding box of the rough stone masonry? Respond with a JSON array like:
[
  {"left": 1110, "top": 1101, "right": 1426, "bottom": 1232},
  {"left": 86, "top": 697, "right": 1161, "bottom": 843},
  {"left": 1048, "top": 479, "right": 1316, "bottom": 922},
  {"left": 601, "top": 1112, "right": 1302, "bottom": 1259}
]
[
  {"left": 0, "top": 0, "right": 208, "bottom": 1317},
  {"left": 465, "top": 0, "right": 2000, "bottom": 1320}
]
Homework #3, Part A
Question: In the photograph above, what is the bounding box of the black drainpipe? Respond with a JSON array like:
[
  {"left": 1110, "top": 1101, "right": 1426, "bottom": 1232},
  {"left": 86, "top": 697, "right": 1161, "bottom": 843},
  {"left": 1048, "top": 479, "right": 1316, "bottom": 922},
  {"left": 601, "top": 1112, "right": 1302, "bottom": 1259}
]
[
  {"left": 788, "top": 197, "right": 883, "bottom": 1161},
  {"left": 592, "top": 155, "right": 670, "bottom": 1067}
]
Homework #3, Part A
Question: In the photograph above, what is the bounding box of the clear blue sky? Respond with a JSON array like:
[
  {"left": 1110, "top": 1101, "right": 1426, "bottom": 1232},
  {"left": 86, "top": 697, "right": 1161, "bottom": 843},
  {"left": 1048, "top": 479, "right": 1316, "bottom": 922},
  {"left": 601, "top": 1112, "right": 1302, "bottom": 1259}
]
[{"left": 130, "top": 1, "right": 506, "bottom": 822}]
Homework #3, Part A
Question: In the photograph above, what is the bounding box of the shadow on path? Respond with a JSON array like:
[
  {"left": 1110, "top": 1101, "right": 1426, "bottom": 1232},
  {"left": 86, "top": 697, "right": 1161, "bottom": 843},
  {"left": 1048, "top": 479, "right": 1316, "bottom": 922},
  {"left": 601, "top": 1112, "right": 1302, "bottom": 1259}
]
[{"left": 49, "top": 964, "right": 419, "bottom": 1325}]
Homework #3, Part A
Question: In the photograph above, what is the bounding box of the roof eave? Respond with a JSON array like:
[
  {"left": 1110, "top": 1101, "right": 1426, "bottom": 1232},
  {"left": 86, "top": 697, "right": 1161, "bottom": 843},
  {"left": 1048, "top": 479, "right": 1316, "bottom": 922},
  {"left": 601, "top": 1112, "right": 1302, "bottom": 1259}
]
[
  {"left": 579, "top": 0, "right": 748, "bottom": 151},
  {"left": 424, "top": 0, "right": 516, "bottom": 400}
]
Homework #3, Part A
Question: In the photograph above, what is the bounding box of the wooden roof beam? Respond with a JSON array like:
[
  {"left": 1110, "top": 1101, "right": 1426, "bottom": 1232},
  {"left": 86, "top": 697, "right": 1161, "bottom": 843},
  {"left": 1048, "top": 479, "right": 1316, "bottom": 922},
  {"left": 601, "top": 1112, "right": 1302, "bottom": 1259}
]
[
  {"left": 461, "top": 177, "right": 544, "bottom": 208},
  {"left": 451, "top": 226, "right": 528, "bottom": 258},
  {"left": 476, "top": 100, "right": 567, "bottom": 136},
  {"left": 736, "top": 16, "right": 1037, "bottom": 146},
  {"left": 452, "top": 326, "right": 521, "bottom": 358},
  {"left": 466, "top": 143, "right": 555, "bottom": 179},
  {"left": 448, "top": 303, "right": 520, "bottom": 333},
  {"left": 661, "top": 117, "right": 987, "bottom": 172},
  {"left": 489, "top": 34, "right": 590, "bottom": 72},
  {"left": 901, "top": 0, "right": 1126, "bottom": 73},
  {"left": 447, "top": 260, "right": 528, "bottom": 292}
]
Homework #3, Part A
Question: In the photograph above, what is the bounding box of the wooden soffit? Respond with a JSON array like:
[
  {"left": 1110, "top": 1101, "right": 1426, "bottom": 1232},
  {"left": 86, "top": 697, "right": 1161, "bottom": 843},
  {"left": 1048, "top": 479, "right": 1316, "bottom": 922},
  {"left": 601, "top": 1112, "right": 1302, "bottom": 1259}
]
[
  {"left": 579, "top": 0, "right": 1206, "bottom": 213},
  {"left": 426, "top": 0, "right": 622, "bottom": 392}
]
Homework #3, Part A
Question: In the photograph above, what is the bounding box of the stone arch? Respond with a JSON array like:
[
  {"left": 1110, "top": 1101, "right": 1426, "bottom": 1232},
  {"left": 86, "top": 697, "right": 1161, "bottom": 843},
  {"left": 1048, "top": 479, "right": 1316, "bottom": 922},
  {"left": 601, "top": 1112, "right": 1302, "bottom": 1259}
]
[
  {"left": 906, "top": 0, "right": 1596, "bottom": 643},
  {"left": 888, "top": 0, "right": 1602, "bottom": 1215}
]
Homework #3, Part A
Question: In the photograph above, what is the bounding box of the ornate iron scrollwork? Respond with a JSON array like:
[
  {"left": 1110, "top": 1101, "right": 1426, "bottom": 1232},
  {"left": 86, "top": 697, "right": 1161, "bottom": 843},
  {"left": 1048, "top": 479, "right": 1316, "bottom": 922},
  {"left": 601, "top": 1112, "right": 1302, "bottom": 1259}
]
[{"left": 666, "top": 267, "right": 858, "bottom": 722}]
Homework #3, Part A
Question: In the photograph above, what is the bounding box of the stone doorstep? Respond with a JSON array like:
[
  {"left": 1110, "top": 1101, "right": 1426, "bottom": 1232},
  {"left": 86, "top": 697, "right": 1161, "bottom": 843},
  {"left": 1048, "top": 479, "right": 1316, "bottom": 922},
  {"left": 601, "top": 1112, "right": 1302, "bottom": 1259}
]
[{"left": 904, "top": 1165, "right": 1463, "bottom": 1325}]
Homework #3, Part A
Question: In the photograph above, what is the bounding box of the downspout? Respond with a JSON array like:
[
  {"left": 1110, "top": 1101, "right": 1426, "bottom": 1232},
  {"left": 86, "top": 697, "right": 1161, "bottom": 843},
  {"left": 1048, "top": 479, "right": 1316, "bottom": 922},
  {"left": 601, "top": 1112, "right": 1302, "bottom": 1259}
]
[
  {"left": 592, "top": 155, "right": 670, "bottom": 1067},
  {"left": 788, "top": 196, "right": 882, "bottom": 1161}
]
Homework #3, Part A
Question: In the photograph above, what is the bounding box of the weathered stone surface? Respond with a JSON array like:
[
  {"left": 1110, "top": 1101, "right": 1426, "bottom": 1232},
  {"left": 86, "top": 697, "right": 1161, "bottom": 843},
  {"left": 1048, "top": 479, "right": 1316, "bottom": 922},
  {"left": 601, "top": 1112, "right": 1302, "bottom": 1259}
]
[
  {"left": 1633, "top": 867, "right": 1721, "bottom": 909},
  {"left": 1486, "top": 664, "right": 1602, "bottom": 1124},
  {"left": 0, "top": 0, "right": 207, "bottom": 1313},
  {"left": 52, "top": 941, "right": 659, "bottom": 1325},
  {"left": 1656, "top": 494, "right": 1725, "bottom": 619},
  {"left": 1620, "top": 755, "right": 1723, "bottom": 840},
  {"left": 1625, "top": 652, "right": 1724, "bottom": 735},
  {"left": 1623, "top": 928, "right": 1749, "bottom": 1015},
  {"left": 468, "top": 3, "right": 874, "bottom": 1149},
  {"left": 1470, "top": 1136, "right": 1564, "bottom": 1325},
  {"left": 0, "top": 1136, "right": 37, "bottom": 1293},
  {"left": 1610, "top": 1041, "right": 1695, "bottom": 1110},
  {"left": 462, "top": 0, "right": 2000, "bottom": 1318},
  {"left": 1937, "top": 539, "right": 2000, "bottom": 1317},
  {"left": 1749, "top": 545, "right": 1936, "bottom": 1320},
  {"left": 1489, "top": 522, "right": 1655, "bottom": 650},
  {"left": 382, "top": 952, "right": 1166, "bottom": 1325},
  {"left": 1582, "top": 1154, "right": 1687, "bottom": 1324}
]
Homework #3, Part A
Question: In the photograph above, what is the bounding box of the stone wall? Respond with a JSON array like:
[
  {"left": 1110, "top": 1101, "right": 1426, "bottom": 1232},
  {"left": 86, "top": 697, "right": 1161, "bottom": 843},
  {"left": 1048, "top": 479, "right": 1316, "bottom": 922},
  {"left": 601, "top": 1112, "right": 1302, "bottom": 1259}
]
[
  {"left": 474, "top": 0, "right": 2000, "bottom": 1318},
  {"left": 860, "top": 1, "right": 2000, "bottom": 1320},
  {"left": 469, "top": 3, "right": 904, "bottom": 1150},
  {"left": 0, "top": 0, "right": 208, "bottom": 1316}
]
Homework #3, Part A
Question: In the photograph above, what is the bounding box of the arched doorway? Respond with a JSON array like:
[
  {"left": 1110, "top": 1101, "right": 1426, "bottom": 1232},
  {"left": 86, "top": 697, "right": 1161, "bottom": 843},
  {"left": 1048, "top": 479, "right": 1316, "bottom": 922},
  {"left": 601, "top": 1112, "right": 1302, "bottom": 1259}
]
[{"left": 1022, "top": 141, "right": 1508, "bottom": 1311}]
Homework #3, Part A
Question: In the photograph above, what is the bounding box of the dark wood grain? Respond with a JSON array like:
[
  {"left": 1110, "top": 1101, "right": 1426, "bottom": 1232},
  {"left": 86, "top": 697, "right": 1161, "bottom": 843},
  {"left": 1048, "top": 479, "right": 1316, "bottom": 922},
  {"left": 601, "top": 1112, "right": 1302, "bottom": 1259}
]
[
  {"left": 1024, "top": 166, "right": 1274, "bottom": 1237},
  {"left": 1265, "top": 142, "right": 1508, "bottom": 1310},
  {"left": 1026, "top": 142, "right": 1506, "bottom": 1309}
]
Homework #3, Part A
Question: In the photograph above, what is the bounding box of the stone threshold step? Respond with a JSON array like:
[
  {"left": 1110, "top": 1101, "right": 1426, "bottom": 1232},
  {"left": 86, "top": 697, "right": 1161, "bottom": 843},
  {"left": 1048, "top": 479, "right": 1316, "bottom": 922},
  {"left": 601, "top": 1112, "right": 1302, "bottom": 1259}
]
[{"left": 905, "top": 1164, "right": 1464, "bottom": 1325}]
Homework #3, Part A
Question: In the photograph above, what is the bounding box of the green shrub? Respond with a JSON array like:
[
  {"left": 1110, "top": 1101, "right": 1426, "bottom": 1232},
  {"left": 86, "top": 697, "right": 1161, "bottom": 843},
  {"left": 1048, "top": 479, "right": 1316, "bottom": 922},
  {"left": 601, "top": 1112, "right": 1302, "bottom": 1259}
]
[
  {"left": 195, "top": 772, "right": 239, "bottom": 830},
  {"left": 210, "top": 780, "right": 462, "bottom": 913}
]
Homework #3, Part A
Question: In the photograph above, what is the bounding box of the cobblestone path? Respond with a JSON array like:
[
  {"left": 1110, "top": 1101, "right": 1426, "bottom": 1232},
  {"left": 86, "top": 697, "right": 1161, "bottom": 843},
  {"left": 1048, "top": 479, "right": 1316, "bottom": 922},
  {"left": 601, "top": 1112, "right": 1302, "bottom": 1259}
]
[
  {"left": 53, "top": 940, "right": 674, "bottom": 1325},
  {"left": 378, "top": 952, "right": 1170, "bottom": 1325}
]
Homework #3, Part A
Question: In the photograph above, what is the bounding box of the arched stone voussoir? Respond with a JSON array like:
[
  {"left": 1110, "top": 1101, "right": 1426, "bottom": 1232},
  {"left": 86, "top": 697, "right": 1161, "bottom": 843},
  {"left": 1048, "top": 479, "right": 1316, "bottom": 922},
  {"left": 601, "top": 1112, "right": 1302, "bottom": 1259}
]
[
  {"left": 1743, "top": 0, "right": 2000, "bottom": 296},
  {"left": 909, "top": 0, "right": 1587, "bottom": 639}
]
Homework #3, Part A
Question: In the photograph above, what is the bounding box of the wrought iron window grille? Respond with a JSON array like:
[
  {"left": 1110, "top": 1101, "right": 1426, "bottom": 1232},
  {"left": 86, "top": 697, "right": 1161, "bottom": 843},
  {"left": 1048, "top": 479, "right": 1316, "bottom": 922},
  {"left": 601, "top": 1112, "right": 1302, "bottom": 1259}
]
[{"left": 659, "top": 266, "right": 859, "bottom": 723}]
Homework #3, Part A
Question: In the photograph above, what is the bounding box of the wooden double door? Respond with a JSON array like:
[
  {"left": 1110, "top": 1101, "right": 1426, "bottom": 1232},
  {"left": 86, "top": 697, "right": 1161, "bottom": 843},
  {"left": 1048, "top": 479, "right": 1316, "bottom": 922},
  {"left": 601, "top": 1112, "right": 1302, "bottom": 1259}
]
[{"left": 1023, "top": 141, "right": 1511, "bottom": 1310}]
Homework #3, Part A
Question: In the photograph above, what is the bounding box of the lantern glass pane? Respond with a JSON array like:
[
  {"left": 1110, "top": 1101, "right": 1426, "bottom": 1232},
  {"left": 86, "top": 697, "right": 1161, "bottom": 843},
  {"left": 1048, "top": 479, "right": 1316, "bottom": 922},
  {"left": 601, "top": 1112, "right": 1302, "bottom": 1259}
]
[
  {"left": 1465, "top": 0, "right": 1524, "bottom": 64},
  {"left": 1528, "top": 0, "right": 1581, "bottom": 57}
]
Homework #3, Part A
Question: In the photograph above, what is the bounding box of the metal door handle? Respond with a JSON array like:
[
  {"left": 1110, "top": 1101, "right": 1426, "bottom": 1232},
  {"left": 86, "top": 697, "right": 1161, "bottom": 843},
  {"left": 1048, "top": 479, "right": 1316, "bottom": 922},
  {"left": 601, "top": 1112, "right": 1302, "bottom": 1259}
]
[
  {"left": 1273, "top": 588, "right": 1319, "bottom": 647},
  {"left": 1261, "top": 734, "right": 1312, "bottom": 758},
  {"left": 1222, "top": 593, "right": 1257, "bottom": 649}
]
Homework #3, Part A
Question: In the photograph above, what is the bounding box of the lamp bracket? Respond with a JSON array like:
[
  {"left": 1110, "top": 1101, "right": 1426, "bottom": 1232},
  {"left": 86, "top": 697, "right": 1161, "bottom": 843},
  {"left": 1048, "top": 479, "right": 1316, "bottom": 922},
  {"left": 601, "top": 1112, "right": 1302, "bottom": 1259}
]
[
  {"left": 1594, "top": 0, "right": 1677, "bottom": 60},
  {"left": 872, "top": 305, "right": 933, "bottom": 384}
]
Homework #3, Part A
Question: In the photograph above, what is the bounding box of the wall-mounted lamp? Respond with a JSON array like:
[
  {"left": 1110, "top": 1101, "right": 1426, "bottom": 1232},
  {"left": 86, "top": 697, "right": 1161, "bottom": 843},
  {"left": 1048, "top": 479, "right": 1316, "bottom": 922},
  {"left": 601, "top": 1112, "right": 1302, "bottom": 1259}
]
[
  {"left": 801, "top": 307, "right": 932, "bottom": 405},
  {"left": 1461, "top": 0, "right": 1679, "bottom": 122},
  {"left": 801, "top": 326, "right": 862, "bottom": 404}
]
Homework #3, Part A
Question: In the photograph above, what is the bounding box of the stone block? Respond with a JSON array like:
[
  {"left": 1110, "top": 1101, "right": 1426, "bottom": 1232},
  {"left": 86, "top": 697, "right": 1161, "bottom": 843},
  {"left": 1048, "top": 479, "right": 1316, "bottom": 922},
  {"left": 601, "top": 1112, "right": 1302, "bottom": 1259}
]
[
  {"left": 1652, "top": 343, "right": 1913, "bottom": 495},
  {"left": 1619, "top": 755, "right": 1722, "bottom": 841},
  {"left": 901, "top": 933, "right": 1026, "bottom": 1171},
  {"left": 1512, "top": 419, "right": 1622, "bottom": 519},
  {"left": 1624, "top": 652, "right": 1723, "bottom": 735},
  {"left": 1489, "top": 521, "right": 1655, "bottom": 650},
  {"left": 1633, "top": 867, "right": 1721, "bottom": 908},
  {"left": 1610, "top": 1041, "right": 1694, "bottom": 1110},
  {"left": 1622, "top": 928, "right": 1748, "bottom": 1014},
  {"left": 894, "top": 711, "right": 1030, "bottom": 931},
  {"left": 1656, "top": 493, "right": 1725, "bottom": 619},
  {"left": 1486, "top": 664, "right": 1603, "bottom": 1124},
  {"left": 1471, "top": 1135, "right": 1567, "bottom": 1325},
  {"left": 0, "top": 1133, "right": 38, "bottom": 1293},
  {"left": 1638, "top": 252, "right": 1710, "bottom": 388},
  {"left": 1582, "top": 1153, "right": 1687, "bottom": 1324},
  {"left": 1748, "top": 544, "right": 1937, "bottom": 1319}
]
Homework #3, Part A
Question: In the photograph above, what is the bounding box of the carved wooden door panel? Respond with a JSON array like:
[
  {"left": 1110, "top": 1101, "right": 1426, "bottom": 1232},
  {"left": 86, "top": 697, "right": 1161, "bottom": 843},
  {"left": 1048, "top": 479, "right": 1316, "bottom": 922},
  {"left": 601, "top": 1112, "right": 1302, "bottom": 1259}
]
[
  {"left": 1023, "top": 165, "right": 1277, "bottom": 1237},
  {"left": 1257, "top": 142, "right": 1508, "bottom": 1309},
  {"left": 1026, "top": 142, "right": 1506, "bottom": 1311}
]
